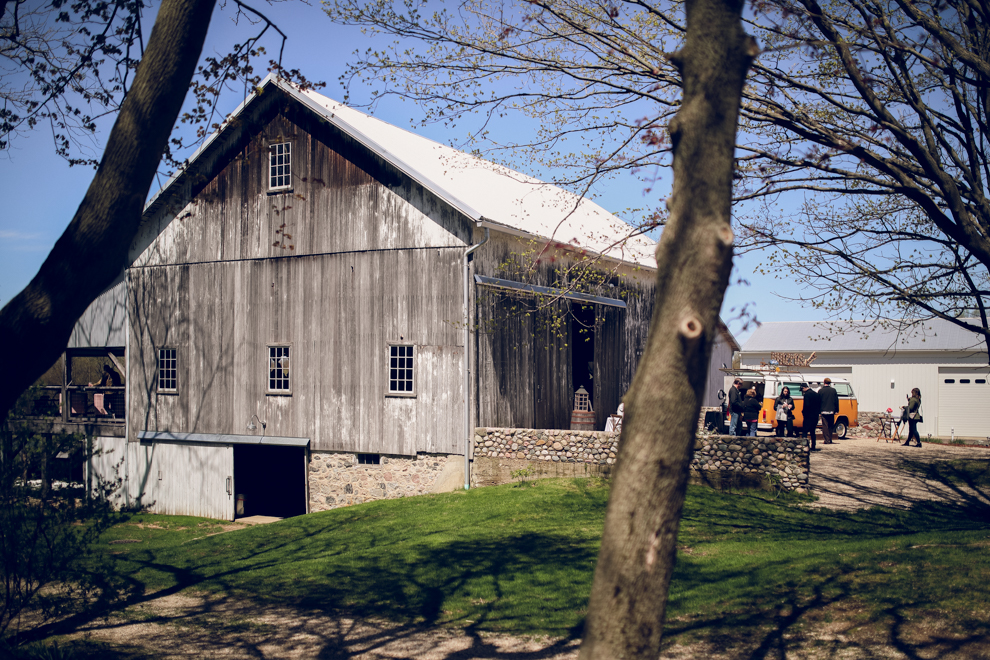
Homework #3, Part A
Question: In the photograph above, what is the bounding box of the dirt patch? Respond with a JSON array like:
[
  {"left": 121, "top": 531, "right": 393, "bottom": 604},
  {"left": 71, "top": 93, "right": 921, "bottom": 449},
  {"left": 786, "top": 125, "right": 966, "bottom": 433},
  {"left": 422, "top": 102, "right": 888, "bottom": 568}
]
[{"left": 58, "top": 591, "right": 990, "bottom": 659}]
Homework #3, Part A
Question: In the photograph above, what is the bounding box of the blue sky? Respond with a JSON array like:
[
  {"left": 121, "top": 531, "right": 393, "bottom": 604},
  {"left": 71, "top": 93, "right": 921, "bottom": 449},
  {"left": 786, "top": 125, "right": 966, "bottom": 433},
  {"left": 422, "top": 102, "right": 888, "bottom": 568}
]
[{"left": 0, "top": 1, "right": 815, "bottom": 345}]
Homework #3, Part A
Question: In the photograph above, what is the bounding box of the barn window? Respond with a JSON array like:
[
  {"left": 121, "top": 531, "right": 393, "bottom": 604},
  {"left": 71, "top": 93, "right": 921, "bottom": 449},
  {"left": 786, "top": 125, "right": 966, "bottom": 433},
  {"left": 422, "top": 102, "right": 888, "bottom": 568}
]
[
  {"left": 944, "top": 379, "right": 955, "bottom": 383},
  {"left": 387, "top": 344, "right": 415, "bottom": 396},
  {"left": 960, "top": 379, "right": 971, "bottom": 384},
  {"left": 268, "top": 345, "right": 291, "bottom": 393},
  {"left": 357, "top": 453, "right": 381, "bottom": 465},
  {"left": 269, "top": 142, "right": 291, "bottom": 190},
  {"left": 158, "top": 348, "right": 177, "bottom": 392}
]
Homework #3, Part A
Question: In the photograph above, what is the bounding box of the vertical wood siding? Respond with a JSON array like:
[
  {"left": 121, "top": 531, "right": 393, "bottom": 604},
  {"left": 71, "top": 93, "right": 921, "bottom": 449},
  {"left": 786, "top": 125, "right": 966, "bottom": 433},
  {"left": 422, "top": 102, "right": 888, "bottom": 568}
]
[
  {"left": 473, "top": 232, "right": 656, "bottom": 430},
  {"left": 123, "top": 94, "right": 474, "bottom": 457},
  {"left": 133, "top": 98, "right": 474, "bottom": 270},
  {"left": 129, "top": 249, "right": 464, "bottom": 455},
  {"left": 594, "top": 305, "right": 626, "bottom": 428}
]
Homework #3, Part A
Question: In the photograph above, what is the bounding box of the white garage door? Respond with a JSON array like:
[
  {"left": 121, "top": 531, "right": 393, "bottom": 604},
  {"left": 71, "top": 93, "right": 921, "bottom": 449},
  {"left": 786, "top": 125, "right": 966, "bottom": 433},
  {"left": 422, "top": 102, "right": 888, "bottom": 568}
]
[{"left": 938, "top": 369, "right": 990, "bottom": 438}]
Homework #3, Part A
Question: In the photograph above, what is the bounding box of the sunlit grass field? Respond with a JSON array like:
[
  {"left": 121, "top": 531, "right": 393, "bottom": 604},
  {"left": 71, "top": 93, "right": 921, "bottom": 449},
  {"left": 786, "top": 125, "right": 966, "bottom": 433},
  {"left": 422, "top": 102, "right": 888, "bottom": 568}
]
[{"left": 96, "top": 463, "right": 990, "bottom": 641}]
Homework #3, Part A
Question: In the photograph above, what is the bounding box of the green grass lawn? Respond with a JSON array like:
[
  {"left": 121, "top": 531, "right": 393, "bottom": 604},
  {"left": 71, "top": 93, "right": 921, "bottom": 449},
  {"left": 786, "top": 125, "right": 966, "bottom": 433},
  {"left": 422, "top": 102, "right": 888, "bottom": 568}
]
[{"left": 95, "top": 469, "right": 990, "bottom": 642}]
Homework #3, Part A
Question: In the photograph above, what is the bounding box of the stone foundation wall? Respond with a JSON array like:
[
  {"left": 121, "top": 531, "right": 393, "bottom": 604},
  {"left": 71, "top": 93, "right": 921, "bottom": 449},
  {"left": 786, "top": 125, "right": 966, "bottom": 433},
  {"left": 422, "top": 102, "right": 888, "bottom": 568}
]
[
  {"left": 473, "top": 428, "right": 619, "bottom": 465},
  {"left": 473, "top": 428, "right": 810, "bottom": 491},
  {"left": 308, "top": 452, "right": 461, "bottom": 512}
]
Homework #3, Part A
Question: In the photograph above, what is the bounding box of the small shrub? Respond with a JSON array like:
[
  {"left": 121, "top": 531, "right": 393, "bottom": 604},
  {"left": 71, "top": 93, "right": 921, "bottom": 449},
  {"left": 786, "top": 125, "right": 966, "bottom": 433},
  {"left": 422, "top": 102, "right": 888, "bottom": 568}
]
[
  {"left": 510, "top": 467, "right": 535, "bottom": 485},
  {"left": 1, "top": 389, "right": 127, "bottom": 647}
]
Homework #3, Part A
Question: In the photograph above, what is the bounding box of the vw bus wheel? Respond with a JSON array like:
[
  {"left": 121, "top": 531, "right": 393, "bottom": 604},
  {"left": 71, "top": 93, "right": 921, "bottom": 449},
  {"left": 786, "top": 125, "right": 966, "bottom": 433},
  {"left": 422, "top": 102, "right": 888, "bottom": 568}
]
[{"left": 835, "top": 420, "right": 848, "bottom": 439}]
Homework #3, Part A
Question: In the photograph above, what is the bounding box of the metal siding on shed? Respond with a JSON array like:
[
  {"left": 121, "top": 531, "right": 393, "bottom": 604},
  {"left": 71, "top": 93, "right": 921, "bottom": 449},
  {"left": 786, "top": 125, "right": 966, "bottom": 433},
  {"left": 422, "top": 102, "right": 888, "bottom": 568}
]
[
  {"left": 87, "top": 436, "right": 129, "bottom": 507},
  {"left": 937, "top": 368, "right": 990, "bottom": 438},
  {"left": 703, "top": 330, "right": 736, "bottom": 408},
  {"left": 846, "top": 363, "right": 938, "bottom": 418},
  {"left": 152, "top": 442, "right": 234, "bottom": 520},
  {"left": 743, "top": 319, "right": 987, "bottom": 353}
]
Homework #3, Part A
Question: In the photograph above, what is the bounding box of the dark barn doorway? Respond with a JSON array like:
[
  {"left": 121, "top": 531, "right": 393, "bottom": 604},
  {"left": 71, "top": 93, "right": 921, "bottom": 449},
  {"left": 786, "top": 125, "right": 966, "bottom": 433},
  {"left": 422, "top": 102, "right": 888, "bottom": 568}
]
[
  {"left": 571, "top": 303, "right": 596, "bottom": 409},
  {"left": 234, "top": 444, "right": 306, "bottom": 518}
]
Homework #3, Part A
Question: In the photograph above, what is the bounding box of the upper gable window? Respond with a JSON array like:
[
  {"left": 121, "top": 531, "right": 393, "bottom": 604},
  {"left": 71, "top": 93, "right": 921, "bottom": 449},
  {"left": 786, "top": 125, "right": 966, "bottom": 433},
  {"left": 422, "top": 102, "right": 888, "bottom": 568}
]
[{"left": 269, "top": 142, "right": 292, "bottom": 191}]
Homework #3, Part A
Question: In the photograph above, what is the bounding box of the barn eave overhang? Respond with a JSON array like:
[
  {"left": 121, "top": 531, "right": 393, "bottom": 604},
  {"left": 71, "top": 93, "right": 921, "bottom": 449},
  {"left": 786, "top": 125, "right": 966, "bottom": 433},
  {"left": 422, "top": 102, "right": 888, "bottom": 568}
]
[{"left": 138, "top": 431, "right": 310, "bottom": 447}]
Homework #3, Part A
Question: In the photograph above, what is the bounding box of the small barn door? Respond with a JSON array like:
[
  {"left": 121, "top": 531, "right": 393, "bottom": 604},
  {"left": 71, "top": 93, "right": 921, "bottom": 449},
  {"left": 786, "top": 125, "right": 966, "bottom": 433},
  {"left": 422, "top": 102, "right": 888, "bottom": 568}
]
[{"left": 154, "top": 442, "right": 235, "bottom": 521}]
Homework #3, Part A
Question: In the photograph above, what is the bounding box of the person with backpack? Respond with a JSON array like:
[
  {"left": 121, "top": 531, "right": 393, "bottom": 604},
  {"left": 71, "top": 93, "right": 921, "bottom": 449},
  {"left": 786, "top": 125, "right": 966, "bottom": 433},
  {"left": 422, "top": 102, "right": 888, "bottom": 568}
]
[{"left": 742, "top": 387, "right": 762, "bottom": 437}]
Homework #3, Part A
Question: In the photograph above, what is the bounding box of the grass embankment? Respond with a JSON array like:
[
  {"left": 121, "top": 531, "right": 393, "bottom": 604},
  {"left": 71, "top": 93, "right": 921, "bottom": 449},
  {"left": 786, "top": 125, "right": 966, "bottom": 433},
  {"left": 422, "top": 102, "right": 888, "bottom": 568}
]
[{"left": 96, "top": 463, "right": 990, "bottom": 643}]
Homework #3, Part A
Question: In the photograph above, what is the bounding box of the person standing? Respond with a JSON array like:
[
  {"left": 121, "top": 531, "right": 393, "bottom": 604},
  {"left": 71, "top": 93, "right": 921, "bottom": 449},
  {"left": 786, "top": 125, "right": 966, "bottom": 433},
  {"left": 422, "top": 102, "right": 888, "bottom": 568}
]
[
  {"left": 89, "top": 363, "right": 121, "bottom": 388},
  {"left": 799, "top": 383, "right": 822, "bottom": 450},
  {"left": 742, "top": 387, "right": 762, "bottom": 437},
  {"left": 902, "top": 388, "right": 923, "bottom": 447},
  {"left": 728, "top": 379, "right": 744, "bottom": 436},
  {"left": 819, "top": 378, "right": 839, "bottom": 444},
  {"left": 774, "top": 387, "right": 795, "bottom": 437}
]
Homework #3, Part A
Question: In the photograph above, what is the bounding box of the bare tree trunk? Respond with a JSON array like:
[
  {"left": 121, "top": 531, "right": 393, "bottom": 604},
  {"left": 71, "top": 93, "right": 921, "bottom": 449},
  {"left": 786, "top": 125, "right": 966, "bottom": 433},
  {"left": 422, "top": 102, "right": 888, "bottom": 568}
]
[
  {"left": 0, "top": 0, "right": 216, "bottom": 424},
  {"left": 578, "top": 0, "right": 756, "bottom": 657}
]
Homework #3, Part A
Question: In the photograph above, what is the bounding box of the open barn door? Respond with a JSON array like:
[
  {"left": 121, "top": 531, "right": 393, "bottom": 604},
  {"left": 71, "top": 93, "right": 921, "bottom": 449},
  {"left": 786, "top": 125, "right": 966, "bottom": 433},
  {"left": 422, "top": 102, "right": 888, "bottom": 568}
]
[{"left": 233, "top": 444, "right": 307, "bottom": 518}]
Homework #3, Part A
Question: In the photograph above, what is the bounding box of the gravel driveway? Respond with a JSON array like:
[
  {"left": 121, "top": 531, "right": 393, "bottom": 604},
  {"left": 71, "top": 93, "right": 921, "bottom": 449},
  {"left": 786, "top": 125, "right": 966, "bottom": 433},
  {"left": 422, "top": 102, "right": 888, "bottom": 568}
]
[{"left": 806, "top": 434, "right": 990, "bottom": 510}]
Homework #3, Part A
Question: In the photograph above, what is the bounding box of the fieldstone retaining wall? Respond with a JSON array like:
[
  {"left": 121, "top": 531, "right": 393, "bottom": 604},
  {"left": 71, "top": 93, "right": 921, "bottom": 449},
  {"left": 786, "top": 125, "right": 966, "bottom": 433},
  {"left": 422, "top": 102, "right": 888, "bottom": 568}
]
[
  {"left": 848, "top": 411, "right": 890, "bottom": 438},
  {"left": 692, "top": 435, "right": 810, "bottom": 491},
  {"left": 308, "top": 452, "right": 461, "bottom": 512},
  {"left": 473, "top": 428, "right": 811, "bottom": 491},
  {"left": 473, "top": 427, "right": 619, "bottom": 464}
]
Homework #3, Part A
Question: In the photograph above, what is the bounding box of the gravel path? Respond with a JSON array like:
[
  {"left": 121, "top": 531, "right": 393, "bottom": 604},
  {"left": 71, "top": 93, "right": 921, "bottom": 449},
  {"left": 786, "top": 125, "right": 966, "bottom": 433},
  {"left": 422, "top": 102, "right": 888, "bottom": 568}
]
[{"left": 807, "top": 434, "right": 990, "bottom": 510}]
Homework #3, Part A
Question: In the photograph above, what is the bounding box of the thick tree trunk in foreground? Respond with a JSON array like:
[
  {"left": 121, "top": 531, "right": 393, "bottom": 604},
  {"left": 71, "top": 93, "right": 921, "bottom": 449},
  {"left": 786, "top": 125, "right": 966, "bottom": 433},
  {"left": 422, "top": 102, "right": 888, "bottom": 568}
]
[
  {"left": 0, "top": 0, "right": 216, "bottom": 424},
  {"left": 578, "top": 0, "right": 755, "bottom": 657}
]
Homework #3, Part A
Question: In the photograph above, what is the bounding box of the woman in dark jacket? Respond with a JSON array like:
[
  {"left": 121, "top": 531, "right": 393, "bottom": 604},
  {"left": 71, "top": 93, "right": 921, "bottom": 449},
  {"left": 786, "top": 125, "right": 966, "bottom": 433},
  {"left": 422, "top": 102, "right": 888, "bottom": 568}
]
[
  {"left": 902, "top": 388, "right": 923, "bottom": 447},
  {"left": 774, "top": 387, "right": 795, "bottom": 437},
  {"left": 742, "top": 388, "right": 762, "bottom": 437}
]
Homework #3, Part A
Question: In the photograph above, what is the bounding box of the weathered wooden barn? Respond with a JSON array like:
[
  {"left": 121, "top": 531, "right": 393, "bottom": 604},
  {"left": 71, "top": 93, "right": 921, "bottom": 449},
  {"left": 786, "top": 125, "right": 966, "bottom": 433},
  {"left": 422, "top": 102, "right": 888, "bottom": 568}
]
[{"left": 62, "top": 75, "right": 733, "bottom": 520}]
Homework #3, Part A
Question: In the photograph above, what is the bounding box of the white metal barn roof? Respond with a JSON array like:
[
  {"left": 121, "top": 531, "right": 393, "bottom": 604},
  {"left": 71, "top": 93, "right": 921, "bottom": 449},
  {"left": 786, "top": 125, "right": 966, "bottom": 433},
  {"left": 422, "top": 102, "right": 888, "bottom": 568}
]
[
  {"left": 743, "top": 319, "right": 988, "bottom": 355},
  {"left": 146, "top": 74, "right": 657, "bottom": 269}
]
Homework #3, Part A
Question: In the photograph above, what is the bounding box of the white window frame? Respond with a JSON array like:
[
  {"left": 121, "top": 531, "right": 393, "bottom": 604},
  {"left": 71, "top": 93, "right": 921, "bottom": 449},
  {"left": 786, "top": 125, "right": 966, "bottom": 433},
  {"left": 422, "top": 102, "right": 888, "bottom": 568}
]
[
  {"left": 268, "top": 142, "right": 292, "bottom": 191},
  {"left": 267, "top": 344, "right": 291, "bottom": 395},
  {"left": 387, "top": 344, "right": 416, "bottom": 397},
  {"left": 158, "top": 348, "right": 177, "bottom": 393}
]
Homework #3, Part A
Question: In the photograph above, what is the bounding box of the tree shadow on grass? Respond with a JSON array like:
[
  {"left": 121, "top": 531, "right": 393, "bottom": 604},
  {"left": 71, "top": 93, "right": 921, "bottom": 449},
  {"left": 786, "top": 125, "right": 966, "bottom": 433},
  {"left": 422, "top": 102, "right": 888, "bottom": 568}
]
[
  {"left": 24, "top": 516, "right": 595, "bottom": 657},
  {"left": 18, "top": 468, "right": 990, "bottom": 659}
]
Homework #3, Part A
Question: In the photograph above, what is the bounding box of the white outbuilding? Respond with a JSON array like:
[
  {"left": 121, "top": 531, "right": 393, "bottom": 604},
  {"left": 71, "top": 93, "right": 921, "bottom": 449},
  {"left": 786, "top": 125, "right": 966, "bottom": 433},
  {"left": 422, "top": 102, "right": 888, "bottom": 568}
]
[{"left": 739, "top": 319, "right": 989, "bottom": 439}]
